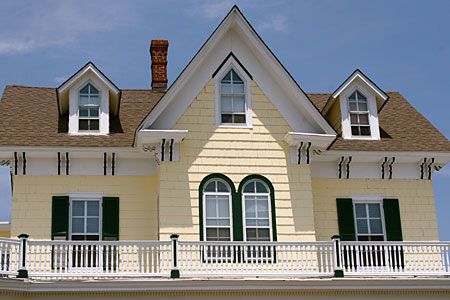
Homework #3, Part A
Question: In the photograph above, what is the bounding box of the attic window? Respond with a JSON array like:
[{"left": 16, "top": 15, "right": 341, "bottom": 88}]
[
  {"left": 79, "top": 83, "right": 100, "bottom": 131},
  {"left": 220, "top": 69, "right": 246, "bottom": 124},
  {"left": 348, "top": 90, "right": 371, "bottom": 136}
]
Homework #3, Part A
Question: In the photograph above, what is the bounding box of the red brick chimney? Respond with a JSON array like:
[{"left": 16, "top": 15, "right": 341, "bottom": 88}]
[{"left": 150, "top": 40, "right": 169, "bottom": 91}]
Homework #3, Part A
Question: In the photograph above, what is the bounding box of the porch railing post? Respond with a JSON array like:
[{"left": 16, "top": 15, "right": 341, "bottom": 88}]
[
  {"left": 332, "top": 235, "right": 344, "bottom": 277},
  {"left": 170, "top": 234, "right": 180, "bottom": 279},
  {"left": 17, "top": 233, "right": 29, "bottom": 278}
]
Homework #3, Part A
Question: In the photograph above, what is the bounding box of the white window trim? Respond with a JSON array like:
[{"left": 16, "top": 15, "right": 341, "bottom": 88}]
[
  {"left": 68, "top": 76, "right": 110, "bottom": 136},
  {"left": 352, "top": 197, "right": 387, "bottom": 241},
  {"left": 202, "top": 179, "right": 233, "bottom": 242},
  {"left": 242, "top": 180, "right": 273, "bottom": 242},
  {"left": 340, "top": 82, "right": 380, "bottom": 140},
  {"left": 214, "top": 57, "right": 253, "bottom": 128},
  {"left": 67, "top": 192, "right": 104, "bottom": 241}
]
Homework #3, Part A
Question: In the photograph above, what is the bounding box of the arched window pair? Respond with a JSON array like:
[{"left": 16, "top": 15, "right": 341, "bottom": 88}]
[{"left": 200, "top": 174, "right": 276, "bottom": 242}]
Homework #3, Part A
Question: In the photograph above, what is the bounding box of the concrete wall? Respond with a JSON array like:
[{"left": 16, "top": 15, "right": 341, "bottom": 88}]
[
  {"left": 311, "top": 178, "right": 438, "bottom": 241},
  {"left": 11, "top": 176, "right": 159, "bottom": 240}
]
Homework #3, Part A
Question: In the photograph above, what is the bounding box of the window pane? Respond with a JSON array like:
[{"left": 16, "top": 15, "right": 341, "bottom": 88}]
[
  {"left": 89, "top": 108, "right": 99, "bottom": 117},
  {"left": 350, "top": 114, "right": 358, "bottom": 124},
  {"left": 356, "top": 90, "right": 366, "bottom": 100},
  {"left": 359, "top": 113, "right": 369, "bottom": 125},
  {"left": 216, "top": 181, "right": 228, "bottom": 192},
  {"left": 79, "top": 96, "right": 89, "bottom": 106},
  {"left": 217, "top": 198, "right": 230, "bottom": 218},
  {"left": 79, "top": 109, "right": 89, "bottom": 117},
  {"left": 233, "top": 96, "right": 245, "bottom": 112},
  {"left": 80, "top": 85, "right": 90, "bottom": 94},
  {"left": 87, "top": 201, "right": 99, "bottom": 216},
  {"left": 368, "top": 204, "right": 381, "bottom": 218},
  {"left": 233, "top": 114, "right": 246, "bottom": 123},
  {"left": 221, "top": 83, "right": 232, "bottom": 94},
  {"left": 89, "top": 84, "right": 99, "bottom": 94},
  {"left": 357, "top": 219, "right": 369, "bottom": 234},
  {"left": 72, "top": 218, "right": 84, "bottom": 233},
  {"left": 355, "top": 204, "right": 366, "bottom": 218},
  {"left": 243, "top": 182, "right": 255, "bottom": 193},
  {"left": 206, "top": 218, "right": 218, "bottom": 226},
  {"left": 231, "top": 70, "right": 243, "bottom": 83},
  {"left": 86, "top": 218, "right": 99, "bottom": 233},
  {"left": 257, "top": 228, "right": 270, "bottom": 241},
  {"left": 351, "top": 126, "right": 360, "bottom": 136},
  {"left": 89, "top": 120, "right": 99, "bottom": 131},
  {"left": 217, "top": 219, "right": 230, "bottom": 226},
  {"left": 221, "top": 71, "right": 232, "bottom": 82},
  {"left": 72, "top": 201, "right": 84, "bottom": 216},
  {"left": 257, "top": 199, "right": 269, "bottom": 218},
  {"left": 221, "top": 114, "right": 232, "bottom": 123},
  {"left": 218, "top": 228, "right": 230, "bottom": 240},
  {"left": 246, "top": 219, "right": 257, "bottom": 226},
  {"left": 360, "top": 126, "right": 371, "bottom": 136},
  {"left": 206, "top": 228, "right": 218, "bottom": 240},
  {"left": 89, "top": 95, "right": 99, "bottom": 106},
  {"left": 349, "top": 100, "right": 357, "bottom": 111},
  {"left": 358, "top": 100, "right": 368, "bottom": 111},
  {"left": 255, "top": 181, "right": 267, "bottom": 193},
  {"left": 370, "top": 235, "right": 384, "bottom": 241},
  {"left": 369, "top": 219, "right": 383, "bottom": 234},
  {"left": 256, "top": 219, "right": 269, "bottom": 226},
  {"left": 233, "top": 83, "right": 244, "bottom": 94},
  {"left": 246, "top": 228, "right": 257, "bottom": 240},
  {"left": 79, "top": 120, "right": 89, "bottom": 130},
  {"left": 204, "top": 181, "right": 216, "bottom": 192},
  {"left": 245, "top": 199, "right": 256, "bottom": 218},
  {"left": 205, "top": 197, "right": 217, "bottom": 218},
  {"left": 349, "top": 92, "right": 356, "bottom": 100}
]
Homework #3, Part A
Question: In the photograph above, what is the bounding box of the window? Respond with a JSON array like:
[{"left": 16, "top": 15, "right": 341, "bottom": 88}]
[
  {"left": 243, "top": 179, "right": 271, "bottom": 242},
  {"left": 220, "top": 69, "right": 246, "bottom": 124},
  {"left": 348, "top": 90, "right": 371, "bottom": 136},
  {"left": 354, "top": 202, "right": 385, "bottom": 241},
  {"left": 203, "top": 179, "right": 232, "bottom": 241},
  {"left": 71, "top": 199, "right": 101, "bottom": 241},
  {"left": 79, "top": 83, "right": 100, "bottom": 131}
]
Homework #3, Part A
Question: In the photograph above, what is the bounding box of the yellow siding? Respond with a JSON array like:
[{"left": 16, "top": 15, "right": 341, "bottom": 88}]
[
  {"left": 0, "top": 231, "right": 9, "bottom": 237},
  {"left": 11, "top": 176, "right": 159, "bottom": 240},
  {"left": 312, "top": 178, "right": 438, "bottom": 241},
  {"left": 159, "top": 79, "right": 316, "bottom": 241},
  {"left": 325, "top": 99, "right": 341, "bottom": 133}
]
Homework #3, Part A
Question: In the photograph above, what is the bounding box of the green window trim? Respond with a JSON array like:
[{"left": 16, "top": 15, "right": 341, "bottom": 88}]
[
  {"left": 199, "top": 174, "right": 239, "bottom": 241},
  {"left": 51, "top": 196, "right": 70, "bottom": 240},
  {"left": 238, "top": 174, "right": 277, "bottom": 242},
  {"left": 383, "top": 198, "right": 403, "bottom": 241},
  {"left": 336, "top": 198, "right": 356, "bottom": 241}
]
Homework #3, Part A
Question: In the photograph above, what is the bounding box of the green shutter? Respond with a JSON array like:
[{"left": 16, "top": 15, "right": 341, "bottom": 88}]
[
  {"left": 383, "top": 198, "right": 403, "bottom": 241},
  {"left": 102, "top": 197, "right": 119, "bottom": 241},
  {"left": 51, "top": 196, "right": 69, "bottom": 240},
  {"left": 336, "top": 198, "right": 356, "bottom": 241}
]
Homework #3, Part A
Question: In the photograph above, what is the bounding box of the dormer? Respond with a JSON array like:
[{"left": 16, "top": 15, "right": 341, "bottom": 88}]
[
  {"left": 57, "top": 62, "right": 120, "bottom": 135},
  {"left": 323, "top": 70, "right": 388, "bottom": 140}
]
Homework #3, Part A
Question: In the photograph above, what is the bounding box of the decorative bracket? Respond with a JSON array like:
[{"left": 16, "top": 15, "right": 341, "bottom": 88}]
[
  {"left": 338, "top": 156, "right": 352, "bottom": 179},
  {"left": 420, "top": 157, "right": 435, "bottom": 180},
  {"left": 381, "top": 157, "right": 395, "bottom": 179}
]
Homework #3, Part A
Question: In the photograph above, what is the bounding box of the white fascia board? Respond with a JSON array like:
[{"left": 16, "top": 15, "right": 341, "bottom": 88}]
[
  {"left": 0, "top": 146, "right": 138, "bottom": 154},
  {"left": 0, "top": 221, "right": 10, "bottom": 232},
  {"left": 137, "top": 129, "right": 188, "bottom": 144},
  {"left": 139, "top": 7, "right": 335, "bottom": 136},
  {"left": 284, "top": 132, "right": 336, "bottom": 148}
]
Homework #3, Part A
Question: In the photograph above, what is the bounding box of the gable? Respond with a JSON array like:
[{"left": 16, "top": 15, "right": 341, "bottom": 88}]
[{"left": 140, "top": 6, "right": 335, "bottom": 136}]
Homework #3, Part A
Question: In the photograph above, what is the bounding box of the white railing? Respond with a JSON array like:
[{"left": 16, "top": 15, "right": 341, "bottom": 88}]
[
  {"left": 341, "top": 241, "right": 450, "bottom": 276},
  {"left": 0, "top": 238, "right": 20, "bottom": 276},
  {"left": 26, "top": 240, "right": 172, "bottom": 278},
  {"left": 2, "top": 236, "right": 450, "bottom": 279},
  {"left": 177, "top": 241, "right": 334, "bottom": 277}
]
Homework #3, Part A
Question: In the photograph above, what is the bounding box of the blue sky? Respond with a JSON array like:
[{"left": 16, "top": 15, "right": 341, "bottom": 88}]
[{"left": 0, "top": 0, "right": 449, "bottom": 238}]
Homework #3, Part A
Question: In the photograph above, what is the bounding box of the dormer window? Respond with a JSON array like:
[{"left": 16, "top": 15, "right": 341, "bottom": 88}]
[
  {"left": 220, "top": 69, "right": 246, "bottom": 124},
  {"left": 349, "top": 90, "right": 371, "bottom": 136},
  {"left": 79, "top": 83, "right": 100, "bottom": 131}
]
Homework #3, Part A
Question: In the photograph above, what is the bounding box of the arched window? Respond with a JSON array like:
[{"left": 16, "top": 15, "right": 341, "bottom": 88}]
[
  {"left": 79, "top": 83, "right": 100, "bottom": 131},
  {"left": 203, "top": 178, "right": 232, "bottom": 241},
  {"left": 242, "top": 179, "right": 272, "bottom": 241},
  {"left": 348, "top": 90, "right": 370, "bottom": 136},
  {"left": 220, "top": 69, "right": 246, "bottom": 124}
]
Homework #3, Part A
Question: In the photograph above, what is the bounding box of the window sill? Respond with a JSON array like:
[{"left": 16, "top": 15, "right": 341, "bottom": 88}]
[
  {"left": 344, "top": 136, "right": 380, "bottom": 141},
  {"left": 217, "top": 124, "right": 253, "bottom": 129},
  {"left": 69, "top": 132, "right": 108, "bottom": 136}
]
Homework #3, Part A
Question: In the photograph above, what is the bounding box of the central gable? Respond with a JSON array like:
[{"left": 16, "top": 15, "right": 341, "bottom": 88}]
[{"left": 140, "top": 6, "right": 335, "bottom": 136}]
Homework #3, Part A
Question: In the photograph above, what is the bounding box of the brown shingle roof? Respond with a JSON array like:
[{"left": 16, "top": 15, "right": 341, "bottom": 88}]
[
  {"left": 0, "top": 86, "right": 448, "bottom": 152},
  {"left": 308, "top": 92, "right": 450, "bottom": 152},
  {"left": 0, "top": 86, "right": 163, "bottom": 147}
]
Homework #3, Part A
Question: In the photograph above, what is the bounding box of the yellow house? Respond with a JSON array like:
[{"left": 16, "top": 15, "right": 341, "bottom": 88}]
[{"left": 0, "top": 5, "right": 449, "bottom": 300}]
